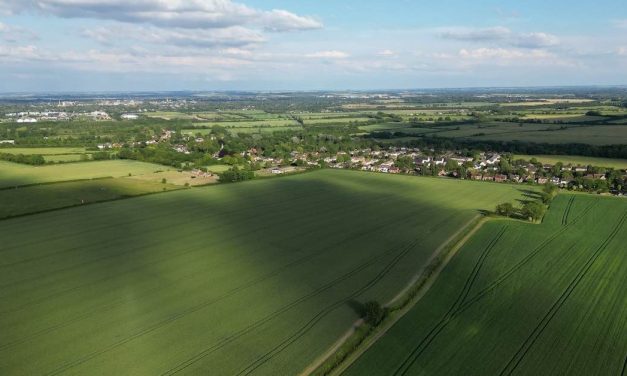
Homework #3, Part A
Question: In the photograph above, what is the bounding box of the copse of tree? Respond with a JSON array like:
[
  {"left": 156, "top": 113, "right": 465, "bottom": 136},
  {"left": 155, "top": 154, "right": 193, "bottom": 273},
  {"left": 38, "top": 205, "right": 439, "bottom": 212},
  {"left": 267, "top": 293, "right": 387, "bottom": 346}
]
[
  {"left": 521, "top": 201, "right": 547, "bottom": 222},
  {"left": 218, "top": 166, "right": 255, "bottom": 183},
  {"left": 540, "top": 183, "right": 559, "bottom": 203},
  {"left": 496, "top": 202, "right": 515, "bottom": 218},
  {"left": 362, "top": 301, "right": 385, "bottom": 326}
]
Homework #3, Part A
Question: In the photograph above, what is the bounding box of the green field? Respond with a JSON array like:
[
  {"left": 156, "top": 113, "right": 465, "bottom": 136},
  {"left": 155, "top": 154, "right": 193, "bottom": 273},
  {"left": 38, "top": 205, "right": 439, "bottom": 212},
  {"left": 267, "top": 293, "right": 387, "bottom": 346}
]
[
  {"left": 0, "top": 170, "right": 530, "bottom": 375},
  {"left": 433, "top": 123, "right": 627, "bottom": 145},
  {"left": 513, "top": 154, "right": 627, "bottom": 169},
  {"left": 0, "top": 160, "right": 170, "bottom": 188},
  {"left": 345, "top": 194, "right": 627, "bottom": 375},
  {"left": 0, "top": 178, "right": 180, "bottom": 219},
  {"left": 0, "top": 147, "right": 88, "bottom": 155}
]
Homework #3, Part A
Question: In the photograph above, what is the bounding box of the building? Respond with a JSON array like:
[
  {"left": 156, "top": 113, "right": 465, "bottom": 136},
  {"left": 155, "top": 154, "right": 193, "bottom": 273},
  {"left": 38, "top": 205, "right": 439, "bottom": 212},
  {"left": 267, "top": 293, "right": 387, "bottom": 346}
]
[{"left": 121, "top": 114, "right": 139, "bottom": 120}]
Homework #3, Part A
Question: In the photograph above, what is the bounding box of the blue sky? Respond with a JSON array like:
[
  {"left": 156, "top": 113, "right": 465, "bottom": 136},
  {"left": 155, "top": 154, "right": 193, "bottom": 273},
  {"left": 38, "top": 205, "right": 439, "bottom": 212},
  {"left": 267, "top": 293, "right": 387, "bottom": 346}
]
[{"left": 0, "top": 0, "right": 626, "bottom": 92}]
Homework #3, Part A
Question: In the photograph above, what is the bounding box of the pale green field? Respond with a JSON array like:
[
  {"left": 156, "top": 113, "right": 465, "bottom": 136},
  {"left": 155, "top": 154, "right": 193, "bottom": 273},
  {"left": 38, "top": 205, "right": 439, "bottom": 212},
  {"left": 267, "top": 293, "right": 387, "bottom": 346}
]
[
  {"left": 513, "top": 154, "right": 627, "bottom": 169},
  {"left": 0, "top": 147, "right": 88, "bottom": 155},
  {"left": 0, "top": 160, "right": 170, "bottom": 188}
]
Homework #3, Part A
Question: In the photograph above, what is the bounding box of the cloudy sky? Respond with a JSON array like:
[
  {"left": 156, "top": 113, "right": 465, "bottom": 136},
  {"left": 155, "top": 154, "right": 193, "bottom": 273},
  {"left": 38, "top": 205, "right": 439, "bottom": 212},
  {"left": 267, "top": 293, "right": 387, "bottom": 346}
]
[{"left": 0, "top": 0, "right": 626, "bottom": 92}]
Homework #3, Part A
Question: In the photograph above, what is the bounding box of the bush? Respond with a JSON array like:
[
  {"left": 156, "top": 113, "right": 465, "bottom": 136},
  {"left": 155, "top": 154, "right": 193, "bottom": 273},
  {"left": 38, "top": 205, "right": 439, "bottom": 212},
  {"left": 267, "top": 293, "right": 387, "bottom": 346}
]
[
  {"left": 363, "top": 301, "right": 385, "bottom": 326},
  {"left": 496, "top": 202, "right": 515, "bottom": 217}
]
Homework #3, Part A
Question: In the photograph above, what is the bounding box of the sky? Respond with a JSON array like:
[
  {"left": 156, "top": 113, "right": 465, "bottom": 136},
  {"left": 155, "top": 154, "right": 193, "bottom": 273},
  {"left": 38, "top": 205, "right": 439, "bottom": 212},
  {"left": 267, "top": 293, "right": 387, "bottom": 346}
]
[{"left": 0, "top": 0, "right": 626, "bottom": 92}]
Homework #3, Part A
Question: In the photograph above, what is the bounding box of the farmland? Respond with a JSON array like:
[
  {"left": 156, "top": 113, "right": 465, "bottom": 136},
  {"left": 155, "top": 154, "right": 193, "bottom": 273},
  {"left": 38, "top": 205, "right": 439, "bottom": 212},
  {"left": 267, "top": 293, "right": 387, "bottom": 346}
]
[
  {"left": 0, "top": 169, "right": 530, "bottom": 375},
  {"left": 344, "top": 194, "right": 627, "bottom": 376},
  {"left": 513, "top": 154, "right": 627, "bottom": 169},
  {"left": 0, "top": 160, "right": 170, "bottom": 188},
  {"left": 0, "top": 178, "right": 181, "bottom": 219}
]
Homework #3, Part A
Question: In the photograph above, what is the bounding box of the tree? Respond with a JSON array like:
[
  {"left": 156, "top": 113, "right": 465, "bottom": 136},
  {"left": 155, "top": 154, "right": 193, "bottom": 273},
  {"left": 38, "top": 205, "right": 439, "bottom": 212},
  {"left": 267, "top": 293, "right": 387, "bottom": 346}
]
[
  {"left": 363, "top": 301, "right": 385, "bottom": 326},
  {"left": 496, "top": 202, "right": 515, "bottom": 217},
  {"left": 521, "top": 201, "right": 546, "bottom": 222}
]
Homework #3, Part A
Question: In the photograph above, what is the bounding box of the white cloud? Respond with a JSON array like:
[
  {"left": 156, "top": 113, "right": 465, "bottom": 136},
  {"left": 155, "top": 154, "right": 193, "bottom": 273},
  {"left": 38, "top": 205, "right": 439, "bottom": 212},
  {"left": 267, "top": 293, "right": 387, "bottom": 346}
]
[
  {"left": 0, "top": 22, "right": 38, "bottom": 42},
  {"left": 459, "top": 47, "right": 553, "bottom": 59},
  {"left": 438, "top": 26, "right": 559, "bottom": 49},
  {"left": 618, "top": 47, "right": 627, "bottom": 56},
  {"left": 0, "top": 0, "right": 323, "bottom": 31},
  {"left": 377, "top": 49, "right": 397, "bottom": 57},
  {"left": 83, "top": 24, "right": 264, "bottom": 48},
  {"left": 514, "top": 32, "right": 559, "bottom": 48},
  {"left": 438, "top": 26, "right": 511, "bottom": 42},
  {"left": 614, "top": 19, "right": 627, "bottom": 29},
  {"left": 306, "top": 50, "right": 349, "bottom": 59}
]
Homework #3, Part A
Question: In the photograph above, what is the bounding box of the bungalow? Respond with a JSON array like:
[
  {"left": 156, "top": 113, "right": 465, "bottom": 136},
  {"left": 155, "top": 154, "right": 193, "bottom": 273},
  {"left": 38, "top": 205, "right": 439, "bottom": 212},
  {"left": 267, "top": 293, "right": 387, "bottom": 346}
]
[{"left": 537, "top": 177, "right": 549, "bottom": 184}]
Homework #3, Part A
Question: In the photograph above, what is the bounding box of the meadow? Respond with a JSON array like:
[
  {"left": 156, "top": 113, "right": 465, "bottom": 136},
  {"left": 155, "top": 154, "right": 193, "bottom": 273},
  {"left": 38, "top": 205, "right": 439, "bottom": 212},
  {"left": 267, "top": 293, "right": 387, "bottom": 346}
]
[
  {"left": 0, "top": 170, "right": 530, "bottom": 376},
  {"left": 345, "top": 194, "right": 627, "bottom": 376},
  {"left": 513, "top": 154, "right": 627, "bottom": 169},
  {"left": 0, "top": 160, "right": 170, "bottom": 188},
  {"left": 0, "top": 178, "right": 181, "bottom": 219}
]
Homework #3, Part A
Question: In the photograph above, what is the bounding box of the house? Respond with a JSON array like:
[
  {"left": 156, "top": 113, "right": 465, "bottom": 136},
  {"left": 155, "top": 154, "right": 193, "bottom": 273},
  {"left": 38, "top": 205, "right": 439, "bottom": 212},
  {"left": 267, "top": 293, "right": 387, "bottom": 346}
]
[
  {"left": 378, "top": 162, "right": 394, "bottom": 173},
  {"left": 0, "top": 140, "right": 15, "bottom": 144},
  {"left": 433, "top": 158, "right": 446, "bottom": 166},
  {"left": 121, "top": 114, "right": 139, "bottom": 120},
  {"left": 17, "top": 118, "right": 37, "bottom": 123},
  {"left": 271, "top": 168, "right": 284, "bottom": 174},
  {"left": 389, "top": 166, "right": 401, "bottom": 174},
  {"left": 537, "top": 177, "right": 549, "bottom": 184},
  {"left": 550, "top": 177, "right": 561, "bottom": 185},
  {"left": 494, "top": 174, "right": 508, "bottom": 183}
]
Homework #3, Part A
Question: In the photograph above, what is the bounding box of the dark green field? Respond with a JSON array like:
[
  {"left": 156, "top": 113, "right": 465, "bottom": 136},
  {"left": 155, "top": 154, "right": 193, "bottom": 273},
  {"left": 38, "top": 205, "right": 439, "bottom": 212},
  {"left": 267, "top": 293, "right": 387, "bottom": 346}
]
[
  {"left": 0, "top": 170, "right": 529, "bottom": 375},
  {"left": 345, "top": 194, "right": 627, "bottom": 375}
]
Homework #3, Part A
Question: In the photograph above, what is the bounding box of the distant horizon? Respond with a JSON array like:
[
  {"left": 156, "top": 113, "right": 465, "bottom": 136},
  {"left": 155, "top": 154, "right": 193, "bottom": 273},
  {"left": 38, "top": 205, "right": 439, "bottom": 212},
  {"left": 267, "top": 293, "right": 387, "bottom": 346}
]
[{"left": 2, "top": 84, "right": 627, "bottom": 97}]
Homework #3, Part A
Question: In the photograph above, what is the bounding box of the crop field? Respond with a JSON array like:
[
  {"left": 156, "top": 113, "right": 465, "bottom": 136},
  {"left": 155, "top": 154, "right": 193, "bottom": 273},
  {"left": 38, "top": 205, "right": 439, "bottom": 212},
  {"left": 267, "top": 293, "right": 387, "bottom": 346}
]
[
  {"left": 0, "top": 170, "right": 530, "bottom": 375},
  {"left": 432, "top": 122, "right": 627, "bottom": 145},
  {"left": 345, "top": 194, "right": 627, "bottom": 376},
  {"left": 0, "top": 147, "right": 88, "bottom": 155},
  {"left": 0, "top": 160, "right": 170, "bottom": 188},
  {"left": 513, "top": 154, "right": 627, "bottom": 169},
  {"left": 191, "top": 119, "right": 299, "bottom": 128},
  {"left": 0, "top": 178, "right": 180, "bottom": 219}
]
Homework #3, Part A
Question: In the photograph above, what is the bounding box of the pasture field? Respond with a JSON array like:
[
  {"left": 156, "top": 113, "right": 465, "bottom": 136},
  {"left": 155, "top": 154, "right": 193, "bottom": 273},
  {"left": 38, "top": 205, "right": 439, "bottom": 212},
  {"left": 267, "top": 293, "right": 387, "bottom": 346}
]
[
  {"left": 0, "top": 170, "right": 530, "bottom": 375},
  {"left": 513, "top": 154, "right": 627, "bottom": 169},
  {"left": 43, "top": 154, "right": 92, "bottom": 162},
  {"left": 345, "top": 194, "right": 627, "bottom": 376},
  {"left": 0, "top": 147, "right": 88, "bottom": 155},
  {"left": 145, "top": 112, "right": 198, "bottom": 120},
  {"left": 127, "top": 170, "right": 217, "bottom": 186},
  {"left": 0, "top": 178, "right": 180, "bottom": 219},
  {"left": 0, "top": 160, "right": 170, "bottom": 188},
  {"left": 192, "top": 119, "right": 299, "bottom": 128}
]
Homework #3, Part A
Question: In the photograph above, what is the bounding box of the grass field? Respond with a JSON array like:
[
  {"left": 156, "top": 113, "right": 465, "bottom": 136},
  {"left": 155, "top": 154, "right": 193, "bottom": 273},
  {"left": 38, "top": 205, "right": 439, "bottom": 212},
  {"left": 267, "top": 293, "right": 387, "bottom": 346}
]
[
  {"left": 0, "top": 147, "right": 88, "bottom": 155},
  {"left": 513, "top": 154, "right": 627, "bottom": 169},
  {"left": 434, "top": 123, "right": 627, "bottom": 145},
  {"left": 345, "top": 194, "right": 627, "bottom": 376},
  {"left": 0, "top": 170, "right": 530, "bottom": 375},
  {"left": 0, "top": 160, "right": 170, "bottom": 188},
  {"left": 0, "top": 178, "right": 181, "bottom": 219}
]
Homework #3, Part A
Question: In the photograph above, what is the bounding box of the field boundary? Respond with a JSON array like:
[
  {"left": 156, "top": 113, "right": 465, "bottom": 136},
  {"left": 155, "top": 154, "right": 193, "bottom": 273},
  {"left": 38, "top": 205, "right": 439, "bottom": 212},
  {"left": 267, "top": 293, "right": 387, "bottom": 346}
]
[{"left": 305, "top": 215, "right": 487, "bottom": 376}]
